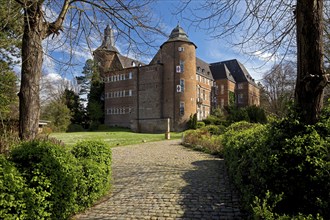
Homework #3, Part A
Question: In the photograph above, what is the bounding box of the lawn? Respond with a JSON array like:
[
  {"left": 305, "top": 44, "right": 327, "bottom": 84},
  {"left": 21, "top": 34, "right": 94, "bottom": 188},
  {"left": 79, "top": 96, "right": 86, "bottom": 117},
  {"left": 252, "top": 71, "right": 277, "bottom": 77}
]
[{"left": 50, "top": 128, "right": 182, "bottom": 147}]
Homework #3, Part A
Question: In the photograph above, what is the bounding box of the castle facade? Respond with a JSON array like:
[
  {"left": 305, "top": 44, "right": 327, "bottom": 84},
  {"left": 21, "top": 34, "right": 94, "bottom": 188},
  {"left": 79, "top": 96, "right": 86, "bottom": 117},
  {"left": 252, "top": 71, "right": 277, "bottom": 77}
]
[{"left": 94, "top": 25, "right": 260, "bottom": 132}]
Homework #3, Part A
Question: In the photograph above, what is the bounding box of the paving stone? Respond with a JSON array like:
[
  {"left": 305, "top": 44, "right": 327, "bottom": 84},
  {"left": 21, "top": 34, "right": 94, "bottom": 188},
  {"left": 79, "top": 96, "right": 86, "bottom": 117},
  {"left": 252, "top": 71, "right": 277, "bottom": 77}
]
[{"left": 72, "top": 140, "right": 243, "bottom": 219}]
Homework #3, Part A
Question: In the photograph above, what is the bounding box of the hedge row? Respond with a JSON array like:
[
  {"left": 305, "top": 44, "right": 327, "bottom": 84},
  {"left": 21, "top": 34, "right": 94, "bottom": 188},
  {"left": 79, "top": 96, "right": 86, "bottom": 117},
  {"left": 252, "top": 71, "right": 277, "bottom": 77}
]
[
  {"left": 222, "top": 120, "right": 329, "bottom": 219},
  {"left": 0, "top": 140, "right": 112, "bottom": 220}
]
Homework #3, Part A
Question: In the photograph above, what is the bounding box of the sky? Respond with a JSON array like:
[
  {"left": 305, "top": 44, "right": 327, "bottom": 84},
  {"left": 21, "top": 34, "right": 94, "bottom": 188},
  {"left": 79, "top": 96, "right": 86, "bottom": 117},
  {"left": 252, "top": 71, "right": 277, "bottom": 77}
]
[{"left": 38, "top": 0, "right": 278, "bottom": 90}]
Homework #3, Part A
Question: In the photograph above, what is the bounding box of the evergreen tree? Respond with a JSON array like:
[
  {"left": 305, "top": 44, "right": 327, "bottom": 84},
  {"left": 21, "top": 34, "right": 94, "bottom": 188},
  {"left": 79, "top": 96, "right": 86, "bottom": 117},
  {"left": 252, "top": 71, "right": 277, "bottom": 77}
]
[{"left": 62, "top": 89, "right": 87, "bottom": 128}]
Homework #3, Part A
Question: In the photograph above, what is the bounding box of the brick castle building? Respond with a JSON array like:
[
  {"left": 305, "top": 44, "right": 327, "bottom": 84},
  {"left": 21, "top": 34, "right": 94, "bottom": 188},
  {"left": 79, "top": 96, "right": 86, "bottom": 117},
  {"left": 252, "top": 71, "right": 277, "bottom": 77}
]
[{"left": 94, "top": 25, "right": 260, "bottom": 132}]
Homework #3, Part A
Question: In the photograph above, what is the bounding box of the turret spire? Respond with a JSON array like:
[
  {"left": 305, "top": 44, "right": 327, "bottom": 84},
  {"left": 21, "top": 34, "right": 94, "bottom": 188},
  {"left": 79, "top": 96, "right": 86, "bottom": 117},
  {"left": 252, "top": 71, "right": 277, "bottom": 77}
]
[{"left": 99, "top": 25, "right": 118, "bottom": 52}]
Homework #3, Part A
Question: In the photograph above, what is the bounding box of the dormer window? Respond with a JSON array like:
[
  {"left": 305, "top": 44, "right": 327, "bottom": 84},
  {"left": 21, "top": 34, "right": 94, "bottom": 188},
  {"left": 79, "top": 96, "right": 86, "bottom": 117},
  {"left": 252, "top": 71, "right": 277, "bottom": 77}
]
[
  {"left": 202, "top": 69, "right": 205, "bottom": 73},
  {"left": 197, "top": 67, "right": 201, "bottom": 72},
  {"left": 178, "top": 47, "right": 184, "bottom": 52},
  {"left": 132, "top": 61, "right": 136, "bottom": 67}
]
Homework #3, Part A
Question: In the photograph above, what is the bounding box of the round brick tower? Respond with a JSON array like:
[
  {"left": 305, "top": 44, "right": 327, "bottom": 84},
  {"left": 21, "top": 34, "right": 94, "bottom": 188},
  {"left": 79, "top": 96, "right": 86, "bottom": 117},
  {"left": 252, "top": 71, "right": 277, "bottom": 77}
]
[{"left": 160, "top": 25, "right": 197, "bottom": 131}]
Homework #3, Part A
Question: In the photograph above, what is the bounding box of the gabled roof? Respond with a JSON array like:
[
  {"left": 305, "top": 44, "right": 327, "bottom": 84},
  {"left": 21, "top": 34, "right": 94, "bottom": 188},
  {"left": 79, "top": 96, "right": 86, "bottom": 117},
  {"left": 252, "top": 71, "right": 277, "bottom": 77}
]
[
  {"left": 210, "top": 59, "right": 257, "bottom": 86},
  {"left": 196, "top": 57, "right": 214, "bottom": 80},
  {"left": 118, "top": 54, "right": 145, "bottom": 68},
  {"left": 209, "top": 63, "right": 236, "bottom": 83}
]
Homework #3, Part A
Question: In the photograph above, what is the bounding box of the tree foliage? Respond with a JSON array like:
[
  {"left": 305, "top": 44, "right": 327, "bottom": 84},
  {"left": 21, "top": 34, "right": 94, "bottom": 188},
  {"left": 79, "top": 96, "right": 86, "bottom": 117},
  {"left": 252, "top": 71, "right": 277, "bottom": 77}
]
[
  {"left": 0, "top": 0, "right": 22, "bottom": 66},
  {"left": 41, "top": 99, "right": 71, "bottom": 132}
]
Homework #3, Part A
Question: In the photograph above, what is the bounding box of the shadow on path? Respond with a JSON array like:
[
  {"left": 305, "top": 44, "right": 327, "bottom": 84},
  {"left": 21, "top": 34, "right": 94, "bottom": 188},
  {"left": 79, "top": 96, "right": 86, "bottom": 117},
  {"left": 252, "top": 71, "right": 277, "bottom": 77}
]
[{"left": 180, "top": 159, "right": 243, "bottom": 219}]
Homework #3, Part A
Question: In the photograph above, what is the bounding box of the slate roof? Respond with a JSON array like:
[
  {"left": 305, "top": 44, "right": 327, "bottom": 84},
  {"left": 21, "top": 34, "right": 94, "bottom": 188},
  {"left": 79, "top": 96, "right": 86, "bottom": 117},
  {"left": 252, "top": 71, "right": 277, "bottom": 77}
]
[
  {"left": 118, "top": 54, "right": 145, "bottom": 68},
  {"left": 210, "top": 59, "right": 257, "bottom": 86},
  {"left": 196, "top": 57, "right": 214, "bottom": 80},
  {"left": 209, "top": 62, "right": 236, "bottom": 83},
  {"left": 161, "top": 25, "right": 197, "bottom": 48}
]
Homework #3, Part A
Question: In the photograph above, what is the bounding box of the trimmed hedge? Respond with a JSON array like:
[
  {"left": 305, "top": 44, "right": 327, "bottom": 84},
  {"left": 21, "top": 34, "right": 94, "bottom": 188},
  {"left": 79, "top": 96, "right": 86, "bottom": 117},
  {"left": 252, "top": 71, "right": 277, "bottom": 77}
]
[
  {"left": 222, "top": 120, "right": 330, "bottom": 219},
  {"left": 0, "top": 140, "right": 112, "bottom": 220}
]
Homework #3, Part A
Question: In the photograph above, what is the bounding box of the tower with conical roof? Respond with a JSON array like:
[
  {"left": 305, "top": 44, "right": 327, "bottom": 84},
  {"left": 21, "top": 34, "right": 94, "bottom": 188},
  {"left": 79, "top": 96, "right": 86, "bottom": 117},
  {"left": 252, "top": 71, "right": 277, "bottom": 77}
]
[
  {"left": 159, "top": 24, "right": 197, "bottom": 130},
  {"left": 94, "top": 25, "right": 122, "bottom": 76}
]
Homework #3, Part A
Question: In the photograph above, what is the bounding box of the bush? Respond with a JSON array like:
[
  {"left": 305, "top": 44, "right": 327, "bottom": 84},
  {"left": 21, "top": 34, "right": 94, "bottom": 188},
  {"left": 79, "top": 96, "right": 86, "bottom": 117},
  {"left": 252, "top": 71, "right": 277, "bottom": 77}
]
[
  {"left": 0, "top": 155, "right": 29, "bottom": 219},
  {"left": 89, "top": 121, "right": 100, "bottom": 131},
  {"left": 2, "top": 140, "right": 112, "bottom": 219},
  {"left": 246, "top": 105, "right": 268, "bottom": 124},
  {"left": 196, "top": 121, "right": 205, "bottom": 128},
  {"left": 187, "top": 113, "right": 197, "bottom": 129},
  {"left": 67, "top": 124, "right": 85, "bottom": 132},
  {"left": 203, "top": 115, "right": 223, "bottom": 125},
  {"left": 222, "top": 119, "right": 330, "bottom": 218},
  {"left": 97, "top": 124, "right": 110, "bottom": 131},
  {"left": 182, "top": 129, "right": 223, "bottom": 156},
  {"left": 200, "top": 124, "right": 225, "bottom": 135},
  {"left": 71, "top": 140, "right": 112, "bottom": 207},
  {"left": 10, "top": 141, "right": 81, "bottom": 219}
]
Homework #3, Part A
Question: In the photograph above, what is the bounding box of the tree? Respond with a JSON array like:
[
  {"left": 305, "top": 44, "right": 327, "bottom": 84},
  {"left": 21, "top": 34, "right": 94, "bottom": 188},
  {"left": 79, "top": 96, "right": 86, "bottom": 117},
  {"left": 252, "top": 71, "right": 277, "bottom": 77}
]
[
  {"left": 62, "top": 89, "right": 87, "bottom": 127},
  {"left": 261, "top": 62, "right": 296, "bottom": 117},
  {"left": 0, "top": 0, "right": 22, "bottom": 66},
  {"left": 179, "top": 0, "right": 327, "bottom": 124},
  {"left": 41, "top": 99, "right": 71, "bottom": 132},
  {"left": 76, "top": 59, "right": 94, "bottom": 103},
  {"left": 87, "top": 65, "right": 104, "bottom": 130},
  {"left": 14, "top": 0, "right": 163, "bottom": 140},
  {"left": 0, "top": 61, "right": 19, "bottom": 134}
]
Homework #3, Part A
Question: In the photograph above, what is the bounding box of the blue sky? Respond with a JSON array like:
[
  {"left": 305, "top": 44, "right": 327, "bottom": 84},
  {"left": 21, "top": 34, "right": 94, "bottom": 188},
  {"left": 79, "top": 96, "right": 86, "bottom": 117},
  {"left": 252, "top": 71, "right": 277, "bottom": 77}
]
[{"left": 38, "top": 0, "right": 277, "bottom": 88}]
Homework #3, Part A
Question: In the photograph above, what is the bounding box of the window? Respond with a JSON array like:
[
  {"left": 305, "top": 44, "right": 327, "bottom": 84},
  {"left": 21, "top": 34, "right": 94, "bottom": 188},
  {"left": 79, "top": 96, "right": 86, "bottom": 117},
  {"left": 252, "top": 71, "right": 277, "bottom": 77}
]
[
  {"left": 238, "top": 83, "right": 243, "bottom": 89},
  {"left": 123, "top": 90, "right": 126, "bottom": 97},
  {"left": 180, "top": 79, "right": 185, "bottom": 93},
  {"left": 180, "top": 102, "right": 185, "bottom": 115},
  {"left": 220, "top": 85, "right": 224, "bottom": 95},
  {"left": 132, "top": 61, "right": 136, "bottom": 67},
  {"left": 129, "top": 89, "right": 132, "bottom": 96},
  {"left": 176, "top": 65, "right": 181, "bottom": 73},
  {"left": 221, "top": 98, "right": 225, "bottom": 107},
  {"left": 203, "top": 90, "right": 205, "bottom": 100},
  {"left": 178, "top": 47, "right": 184, "bottom": 52},
  {"left": 180, "top": 60, "right": 184, "bottom": 73},
  {"left": 128, "top": 72, "right": 133, "bottom": 79},
  {"left": 238, "top": 93, "right": 244, "bottom": 103}
]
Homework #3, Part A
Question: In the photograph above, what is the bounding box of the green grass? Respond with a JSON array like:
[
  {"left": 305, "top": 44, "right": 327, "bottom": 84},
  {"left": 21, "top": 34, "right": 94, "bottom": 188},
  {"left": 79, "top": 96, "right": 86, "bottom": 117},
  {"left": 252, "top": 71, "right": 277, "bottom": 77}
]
[{"left": 50, "top": 128, "right": 182, "bottom": 147}]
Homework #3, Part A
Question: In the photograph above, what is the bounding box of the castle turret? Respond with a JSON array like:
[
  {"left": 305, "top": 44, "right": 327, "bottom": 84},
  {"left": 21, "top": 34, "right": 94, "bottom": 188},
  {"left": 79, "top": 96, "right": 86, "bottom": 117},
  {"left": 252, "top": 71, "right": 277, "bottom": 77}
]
[
  {"left": 160, "top": 25, "right": 197, "bottom": 131},
  {"left": 94, "top": 25, "right": 122, "bottom": 76}
]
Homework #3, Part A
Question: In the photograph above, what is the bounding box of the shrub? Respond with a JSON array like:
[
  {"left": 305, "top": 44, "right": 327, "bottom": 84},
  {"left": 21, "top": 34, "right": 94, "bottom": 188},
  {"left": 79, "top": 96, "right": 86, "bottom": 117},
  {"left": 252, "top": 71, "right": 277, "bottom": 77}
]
[
  {"left": 71, "top": 140, "right": 112, "bottom": 207},
  {"left": 0, "top": 155, "right": 29, "bottom": 219},
  {"left": 246, "top": 105, "right": 268, "bottom": 124},
  {"left": 203, "top": 115, "right": 223, "bottom": 125},
  {"left": 196, "top": 121, "right": 205, "bottom": 128},
  {"left": 10, "top": 141, "right": 81, "bottom": 219},
  {"left": 222, "top": 119, "right": 330, "bottom": 218},
  {"left": 67, "top": 124, "right": 85, "bottom": 132},
  {"left": 97, "top": 124, "right": 110, "bottom": 131},
  {"left": 89, "top": 121, "right": 100, "bottom": 131},
  {"left": 187, "top": 113, "right": 197, "bottom": 129},
  {"left": 200, "top": 124, "right": 225, "bottom": 135},
  {"left": 227, "top": 106, "right": 249, "bottom": 123},
  {"left": 182, "top": 129, "right": 223, "bottom": 156}
]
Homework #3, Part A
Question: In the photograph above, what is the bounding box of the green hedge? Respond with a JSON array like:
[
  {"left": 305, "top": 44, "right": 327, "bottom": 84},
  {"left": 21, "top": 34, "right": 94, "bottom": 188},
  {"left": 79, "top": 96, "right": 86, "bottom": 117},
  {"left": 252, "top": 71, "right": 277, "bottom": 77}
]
[
  {"left": 222, "top": 120, "right": 330, "bottom": 219},
  {"left": 0, "top": 140, "right": 112, "bottom": 220}
]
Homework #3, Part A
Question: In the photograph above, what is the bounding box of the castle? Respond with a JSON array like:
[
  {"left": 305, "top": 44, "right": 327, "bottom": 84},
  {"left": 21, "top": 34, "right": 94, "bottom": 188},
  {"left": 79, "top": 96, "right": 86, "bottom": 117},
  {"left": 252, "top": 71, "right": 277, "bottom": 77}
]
[{"left": 94, "top": 25, "right": 260, "bottom": 132}]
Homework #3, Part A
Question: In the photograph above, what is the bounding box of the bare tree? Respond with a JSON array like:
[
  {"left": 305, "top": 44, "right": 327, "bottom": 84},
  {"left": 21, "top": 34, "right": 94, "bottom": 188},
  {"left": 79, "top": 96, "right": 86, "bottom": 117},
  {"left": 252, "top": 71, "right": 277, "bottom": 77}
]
[
  {"left": 261, "top": 62, "right": 296, "bottom": 117},
  {"left": 13, "top": 0, "right": 163, "bottom": 140},
  {"left": 178, "top": 0, "right": 327, "bottom": 124}
]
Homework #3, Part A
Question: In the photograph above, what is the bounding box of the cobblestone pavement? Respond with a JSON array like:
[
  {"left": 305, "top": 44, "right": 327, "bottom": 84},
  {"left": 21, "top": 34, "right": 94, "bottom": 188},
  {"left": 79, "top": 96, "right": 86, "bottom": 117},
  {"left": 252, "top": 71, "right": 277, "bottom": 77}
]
[{"left": 73, "top": 140, "right": 242, "bottom": 220}]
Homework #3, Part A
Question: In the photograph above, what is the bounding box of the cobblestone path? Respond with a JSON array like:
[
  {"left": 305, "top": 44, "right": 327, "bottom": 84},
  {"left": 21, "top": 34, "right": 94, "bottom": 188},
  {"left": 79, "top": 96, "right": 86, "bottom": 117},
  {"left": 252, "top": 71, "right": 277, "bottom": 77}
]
[{"left": 73, "top": 140, "right": 242, "bottom": 220}]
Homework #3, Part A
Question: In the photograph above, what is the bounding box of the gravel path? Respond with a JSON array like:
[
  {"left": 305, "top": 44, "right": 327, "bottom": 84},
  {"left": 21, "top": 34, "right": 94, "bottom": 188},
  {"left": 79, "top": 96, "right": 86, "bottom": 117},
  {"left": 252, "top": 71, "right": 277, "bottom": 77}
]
[{"left": 73, "top": 139, "right": 242, "bottom": 220}]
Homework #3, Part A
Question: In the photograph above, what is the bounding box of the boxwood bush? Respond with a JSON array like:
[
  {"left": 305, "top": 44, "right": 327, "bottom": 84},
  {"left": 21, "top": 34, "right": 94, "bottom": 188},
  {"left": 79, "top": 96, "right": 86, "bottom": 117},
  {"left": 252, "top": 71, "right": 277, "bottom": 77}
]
[
  {"left": 71, "top": 140, "right": 112, "bottom": 207},
  {"left": 222, "top": 119, "right": 330, "bottom": 219},
  {"left": 0, "top": 140, "right": 112, "bottom": 220}
]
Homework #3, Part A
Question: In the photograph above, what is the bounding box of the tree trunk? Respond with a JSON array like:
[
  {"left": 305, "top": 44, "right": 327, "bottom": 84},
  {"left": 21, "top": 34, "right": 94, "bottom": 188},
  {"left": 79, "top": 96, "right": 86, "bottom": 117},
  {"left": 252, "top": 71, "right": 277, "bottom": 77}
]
[
  {"left": 19, "top": 4, "right": 46, "bottom": 140},
  {"left": 295, "top": 0, "right": 326, "bottom": 124}
]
